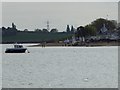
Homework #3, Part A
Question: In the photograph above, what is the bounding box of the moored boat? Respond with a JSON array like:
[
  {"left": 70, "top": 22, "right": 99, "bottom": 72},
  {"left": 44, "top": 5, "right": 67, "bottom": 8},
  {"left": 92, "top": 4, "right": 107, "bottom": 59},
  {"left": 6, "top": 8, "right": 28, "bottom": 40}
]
[{"left": 5, "top": 44, "right": 29, "bottom": 53}]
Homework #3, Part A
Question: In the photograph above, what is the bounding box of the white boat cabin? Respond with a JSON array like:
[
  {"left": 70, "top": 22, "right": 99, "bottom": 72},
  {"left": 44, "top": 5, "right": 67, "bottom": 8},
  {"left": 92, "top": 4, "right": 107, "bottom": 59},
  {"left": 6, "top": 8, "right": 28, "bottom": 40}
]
[{"left": 14, "top": 44, "right": 23, "bottom": 48}]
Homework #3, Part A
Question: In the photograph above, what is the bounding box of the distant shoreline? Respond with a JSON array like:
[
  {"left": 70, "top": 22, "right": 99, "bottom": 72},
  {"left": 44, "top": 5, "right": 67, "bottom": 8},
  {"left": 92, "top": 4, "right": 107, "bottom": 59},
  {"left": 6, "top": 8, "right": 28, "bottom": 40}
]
[
  {"left": 1, "top": 40, "right": 120, "bottom": 47},
  {"left": 27, "top": 41, "right": 119, "bottom": 47}
]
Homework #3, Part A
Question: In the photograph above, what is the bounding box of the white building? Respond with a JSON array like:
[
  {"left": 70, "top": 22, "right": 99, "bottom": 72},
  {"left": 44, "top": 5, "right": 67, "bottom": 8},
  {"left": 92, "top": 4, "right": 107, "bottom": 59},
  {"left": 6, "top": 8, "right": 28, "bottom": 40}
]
[{"left": 100, "top": 24, "right": 108, "bottom": 34}]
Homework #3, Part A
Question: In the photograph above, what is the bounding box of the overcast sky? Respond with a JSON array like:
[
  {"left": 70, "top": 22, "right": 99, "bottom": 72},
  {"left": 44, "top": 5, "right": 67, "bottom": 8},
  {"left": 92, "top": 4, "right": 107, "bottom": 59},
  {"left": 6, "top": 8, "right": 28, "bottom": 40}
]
[{"left": 2, "top": 2, "right": 118, "bottom": 31}]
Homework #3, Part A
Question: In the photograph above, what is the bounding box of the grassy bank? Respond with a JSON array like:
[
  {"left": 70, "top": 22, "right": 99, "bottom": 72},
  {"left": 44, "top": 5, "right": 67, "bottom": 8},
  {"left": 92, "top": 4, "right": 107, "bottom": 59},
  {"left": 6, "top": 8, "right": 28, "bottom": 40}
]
[{"left": 2, "top": 31, "right": 73, "bottom": 43}]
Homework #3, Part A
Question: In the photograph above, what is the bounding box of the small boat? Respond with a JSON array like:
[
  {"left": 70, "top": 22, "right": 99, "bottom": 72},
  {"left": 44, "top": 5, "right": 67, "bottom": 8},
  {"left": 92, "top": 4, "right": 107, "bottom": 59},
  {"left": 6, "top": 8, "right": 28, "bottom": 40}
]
[{"left": 5, "top": 44, "right": 29, "bottom": 53}]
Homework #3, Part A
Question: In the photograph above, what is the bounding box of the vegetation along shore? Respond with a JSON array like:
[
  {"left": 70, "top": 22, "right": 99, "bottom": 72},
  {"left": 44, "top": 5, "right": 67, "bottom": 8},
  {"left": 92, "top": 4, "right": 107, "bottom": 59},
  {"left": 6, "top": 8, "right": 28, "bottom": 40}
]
[{"left": 1, "top": 18, "right": 120, "bottom": 46}]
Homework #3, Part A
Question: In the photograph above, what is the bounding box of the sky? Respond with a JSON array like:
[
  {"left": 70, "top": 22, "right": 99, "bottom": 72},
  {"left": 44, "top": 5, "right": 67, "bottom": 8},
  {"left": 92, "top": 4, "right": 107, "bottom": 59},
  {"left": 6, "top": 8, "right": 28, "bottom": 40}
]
[
  {"left": 2, "top": 2, "right": 118, "bottom": 32},
  {"left": 118, "top": 2, "right": 120, "bottom": 23},
  {"left": 1, "top": 0, "right": 120, "bottom": 2}
]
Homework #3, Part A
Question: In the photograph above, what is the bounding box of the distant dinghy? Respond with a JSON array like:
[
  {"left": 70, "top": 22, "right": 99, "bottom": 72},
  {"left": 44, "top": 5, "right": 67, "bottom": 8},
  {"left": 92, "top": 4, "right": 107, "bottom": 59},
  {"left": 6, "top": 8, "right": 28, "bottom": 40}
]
[{"left": 5, "top": 44, "right": 28, "bottom": 53}]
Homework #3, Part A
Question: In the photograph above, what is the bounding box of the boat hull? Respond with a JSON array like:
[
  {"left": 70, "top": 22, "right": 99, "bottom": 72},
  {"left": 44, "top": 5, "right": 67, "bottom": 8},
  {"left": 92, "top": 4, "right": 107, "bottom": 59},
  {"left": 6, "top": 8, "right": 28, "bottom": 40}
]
[{"left": 5, "top": 48, "right": 27, "bottom": 53}]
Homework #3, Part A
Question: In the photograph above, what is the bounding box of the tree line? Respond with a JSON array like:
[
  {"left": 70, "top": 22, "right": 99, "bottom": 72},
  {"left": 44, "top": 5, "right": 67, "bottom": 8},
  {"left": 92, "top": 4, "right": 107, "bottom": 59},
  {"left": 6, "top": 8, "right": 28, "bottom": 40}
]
[
  {"left": 2, "top": 23, "right": 17, "bottom": 36},
  {"left": 1, "top": 18, "right": 118, "bottom": 38},
  {"left": 75, "top": 18, "right": 118, "bottom": 39}
]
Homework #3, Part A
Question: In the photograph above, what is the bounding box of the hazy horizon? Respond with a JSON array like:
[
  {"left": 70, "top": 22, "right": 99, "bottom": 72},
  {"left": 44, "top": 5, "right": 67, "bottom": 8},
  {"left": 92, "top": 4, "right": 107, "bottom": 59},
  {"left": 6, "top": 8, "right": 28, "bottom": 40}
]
[{"left": 2, "top": 2, "right": 118, "bottom": 32}]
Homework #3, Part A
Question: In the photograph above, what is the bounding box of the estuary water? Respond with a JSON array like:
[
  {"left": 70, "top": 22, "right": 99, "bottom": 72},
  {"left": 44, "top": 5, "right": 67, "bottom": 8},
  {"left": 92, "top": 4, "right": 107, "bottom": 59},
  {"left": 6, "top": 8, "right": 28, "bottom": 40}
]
[{"left": 1, "top": 44, "right": 118, "bottom": 88}]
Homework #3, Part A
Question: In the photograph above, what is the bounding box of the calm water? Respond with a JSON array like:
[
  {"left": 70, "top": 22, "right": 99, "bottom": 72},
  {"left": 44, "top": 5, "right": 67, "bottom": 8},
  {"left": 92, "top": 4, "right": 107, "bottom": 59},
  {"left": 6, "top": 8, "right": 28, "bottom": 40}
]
[{"left": 1, "top": 44, "right": 118, "bottom": 88}]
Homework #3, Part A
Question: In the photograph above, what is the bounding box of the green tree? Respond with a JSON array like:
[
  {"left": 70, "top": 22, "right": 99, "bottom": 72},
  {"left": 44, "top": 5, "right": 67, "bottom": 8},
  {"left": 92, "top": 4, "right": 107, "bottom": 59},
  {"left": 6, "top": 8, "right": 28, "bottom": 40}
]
[
  {"left": 66, "top": 25, "right": 70, "bottom": 33},
  {"left": 35, "top": 29, "right": 42, "bottom": 32},
  {"left": 111, "top": 20, "right": 117, "bottom": 28},
  {"left": 91, "top": 18, "right": 116, "bottom": 32},
  {"left": 12, "top": 23, "right": 16, "bottom": 29},
  {"left": 24, "top": 29, "right": 28, "bottom": 32},
  {"left": 2, "top": 27, "right": 6, "bottom": 31},
  {"left": 84, "top": 25, "right": 97, "bottom": 36},
  {"left": 117, "top": 24, "right": 120, "bottom": 37},
  {"left": 75, "top": 26, "right": 87, "bottom": 38},
  {"left": 50, "top": 28, "right": 58, "bottom": 33},
  {"left": 71, "top": 25, "right": 75, "bottom": 33},
  {"left": 42, "top": 28, "right": 49, "bottom": 33}
]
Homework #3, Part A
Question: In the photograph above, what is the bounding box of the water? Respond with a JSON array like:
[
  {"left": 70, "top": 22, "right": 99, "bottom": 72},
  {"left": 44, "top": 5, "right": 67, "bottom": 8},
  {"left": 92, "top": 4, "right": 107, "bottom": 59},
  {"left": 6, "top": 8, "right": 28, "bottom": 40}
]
[
  {"left": 0, "top": 44, "right": 2, "bottom": 89},
  {"left": 1, "top": 44, "right": 118, "bottom": 88}
]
